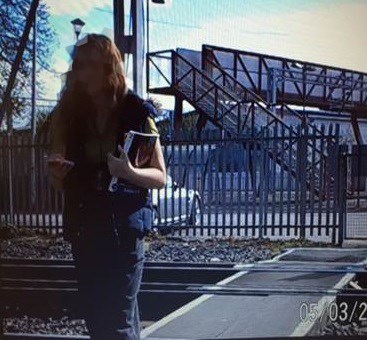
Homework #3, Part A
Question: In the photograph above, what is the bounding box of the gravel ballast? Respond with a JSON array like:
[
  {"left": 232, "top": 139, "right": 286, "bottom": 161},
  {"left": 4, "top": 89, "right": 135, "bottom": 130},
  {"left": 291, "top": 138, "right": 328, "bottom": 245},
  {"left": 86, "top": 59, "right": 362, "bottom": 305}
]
[
  {"left": 1, "top": 228, "right": 365, "bottom": 337},
  {"left": 1, "top": 228, "right": 335, "bottom": 262}
]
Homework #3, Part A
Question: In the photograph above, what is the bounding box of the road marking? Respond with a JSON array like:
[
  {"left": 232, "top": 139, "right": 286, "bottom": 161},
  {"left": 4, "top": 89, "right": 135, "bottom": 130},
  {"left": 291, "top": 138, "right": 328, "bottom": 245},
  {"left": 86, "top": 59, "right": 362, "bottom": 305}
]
[
  {"left": 291, "top": 255, "right": 367, "bottom": 337},
  {"left": 140, "top": 248, "right": 295, "bottom": 339},
  {"left": 141, "top": 246, "right": 367, "bottom": 338},
  {"left": 140, "top": 270, "right": 245, "bottom": 338},
  {"left": 287, "top": 247, "right": 367, "bottom": 252},
  {"left": 142, "top": 338, "right": 191, "bottom": 340}
]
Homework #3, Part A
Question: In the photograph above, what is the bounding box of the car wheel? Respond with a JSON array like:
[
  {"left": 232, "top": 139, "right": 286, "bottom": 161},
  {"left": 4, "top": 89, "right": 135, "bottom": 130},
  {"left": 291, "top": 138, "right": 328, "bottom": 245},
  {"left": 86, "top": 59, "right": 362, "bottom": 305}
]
[{"left": 189, "top": 197, "right": 202, "bottom": 226}]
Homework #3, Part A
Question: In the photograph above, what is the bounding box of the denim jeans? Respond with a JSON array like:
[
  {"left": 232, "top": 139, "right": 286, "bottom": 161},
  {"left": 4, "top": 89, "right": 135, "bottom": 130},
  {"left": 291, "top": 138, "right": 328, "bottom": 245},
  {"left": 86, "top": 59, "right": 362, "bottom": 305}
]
[{"left": 70, "top": 190, "right": 151, "bottom": 339}]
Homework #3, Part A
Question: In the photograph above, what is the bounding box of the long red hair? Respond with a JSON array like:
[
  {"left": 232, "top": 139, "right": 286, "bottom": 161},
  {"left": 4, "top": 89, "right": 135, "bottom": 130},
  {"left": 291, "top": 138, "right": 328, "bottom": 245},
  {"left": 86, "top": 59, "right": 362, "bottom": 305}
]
[{"left": 50, "top": 33, "right": 128, "bottom": 154}]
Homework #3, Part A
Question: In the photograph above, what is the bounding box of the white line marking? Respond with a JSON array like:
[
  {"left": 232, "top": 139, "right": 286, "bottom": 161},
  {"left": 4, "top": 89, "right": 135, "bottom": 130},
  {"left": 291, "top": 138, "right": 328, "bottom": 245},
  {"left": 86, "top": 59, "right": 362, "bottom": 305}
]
[
  {"left": 141, "top": 246, "right": 367, "bottom": 338},
  {"left": 287, "top": 247, "right": 367, "bottom": 252},
  {"left": 142, "top": 338, "right": 191, "bottom": 340},
  {"left": 140, "top": 270, "right": 245, "bottom": 338},
  {"left": 140, "top": 248, "right": 295, "bottom": 339},
  {"left": 291, "top": 255, "right": 367, "bottom": 336}
]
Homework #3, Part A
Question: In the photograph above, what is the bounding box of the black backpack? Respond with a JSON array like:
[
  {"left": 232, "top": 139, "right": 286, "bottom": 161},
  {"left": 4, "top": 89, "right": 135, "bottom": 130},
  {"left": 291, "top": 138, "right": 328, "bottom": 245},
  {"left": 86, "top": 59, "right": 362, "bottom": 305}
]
[
  {"left": 64, "top": 90, "right": 158, "bottom": 194},
  {"left": 112, "top": 90, "right": 158, "bottom": 157}
]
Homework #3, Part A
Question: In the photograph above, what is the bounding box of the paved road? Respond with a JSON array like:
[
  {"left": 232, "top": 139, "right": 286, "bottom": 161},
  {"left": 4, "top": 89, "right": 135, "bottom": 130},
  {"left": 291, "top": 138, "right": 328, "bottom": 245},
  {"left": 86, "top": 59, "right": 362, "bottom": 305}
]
[{"left": 141, "top": 248, "right": 367, "bottom": 339}]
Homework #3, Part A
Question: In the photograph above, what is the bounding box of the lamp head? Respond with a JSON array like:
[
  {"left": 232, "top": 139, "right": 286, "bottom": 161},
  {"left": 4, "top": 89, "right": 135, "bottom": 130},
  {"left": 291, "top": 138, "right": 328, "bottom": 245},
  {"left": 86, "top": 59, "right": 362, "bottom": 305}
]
[{"left": 71, "top": 18, "right": 86, "bottom": 36}]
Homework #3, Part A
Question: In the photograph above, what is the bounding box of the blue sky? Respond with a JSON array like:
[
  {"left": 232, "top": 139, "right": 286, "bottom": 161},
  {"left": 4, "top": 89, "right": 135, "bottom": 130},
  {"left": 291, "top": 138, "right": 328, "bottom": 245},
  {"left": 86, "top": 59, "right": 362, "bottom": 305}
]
[{"left": 40, "top": 0, "right": 367, "bottom": 103}]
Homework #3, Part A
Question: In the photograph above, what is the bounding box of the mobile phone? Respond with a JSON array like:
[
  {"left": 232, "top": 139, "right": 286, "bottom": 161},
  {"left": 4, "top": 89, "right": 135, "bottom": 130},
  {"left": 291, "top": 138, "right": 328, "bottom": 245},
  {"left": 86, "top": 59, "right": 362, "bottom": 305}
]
[
  {"left": 48, "top": 159, "right": 74, "bottom": 167},
  {"left": 63, "top": 160, "right": 75, "bottom": 166}
]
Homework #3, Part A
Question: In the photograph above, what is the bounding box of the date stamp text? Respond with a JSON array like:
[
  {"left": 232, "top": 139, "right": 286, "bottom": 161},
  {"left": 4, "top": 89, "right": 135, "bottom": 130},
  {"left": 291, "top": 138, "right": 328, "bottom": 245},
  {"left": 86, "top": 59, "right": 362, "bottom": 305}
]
[{"left": 299, "top": 301, "right": 367, "bottom": 323}]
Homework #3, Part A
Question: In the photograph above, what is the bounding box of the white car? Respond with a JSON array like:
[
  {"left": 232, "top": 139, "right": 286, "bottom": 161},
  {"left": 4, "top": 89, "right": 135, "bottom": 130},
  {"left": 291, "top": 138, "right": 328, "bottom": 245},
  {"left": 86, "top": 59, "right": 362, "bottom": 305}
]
[{"left": 151, "top": 175, "right": 202, "bottom": 227}]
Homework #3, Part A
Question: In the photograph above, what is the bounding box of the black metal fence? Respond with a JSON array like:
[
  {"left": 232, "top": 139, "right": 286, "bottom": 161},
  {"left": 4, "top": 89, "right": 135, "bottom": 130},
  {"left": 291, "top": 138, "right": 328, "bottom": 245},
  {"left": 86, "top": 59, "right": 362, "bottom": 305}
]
[
  {"left": 0, "top": 125, "right": 355, "bottom": 245},
  {"left": 0, "top": 132, "right": 63, "bottom": 231},
  {"left": 343, "top": 145, "right": 367, "bottom": 239},
  {"left": 158, "top": 126, "right": 345, "bottom": 244}
]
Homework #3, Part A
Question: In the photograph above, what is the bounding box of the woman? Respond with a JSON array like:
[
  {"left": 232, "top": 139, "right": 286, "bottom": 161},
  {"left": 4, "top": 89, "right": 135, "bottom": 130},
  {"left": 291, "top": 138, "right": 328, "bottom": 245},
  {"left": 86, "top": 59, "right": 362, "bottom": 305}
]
[{"left": 47, "top": 33, "right": 166, "bottom": 339}]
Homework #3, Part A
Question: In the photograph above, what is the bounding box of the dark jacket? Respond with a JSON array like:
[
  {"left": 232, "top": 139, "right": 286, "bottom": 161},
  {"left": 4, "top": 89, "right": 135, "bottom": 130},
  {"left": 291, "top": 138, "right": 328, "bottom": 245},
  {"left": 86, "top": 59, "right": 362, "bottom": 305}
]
[{"left": 63, "top": 90, "right": 158, "bottom": 241}]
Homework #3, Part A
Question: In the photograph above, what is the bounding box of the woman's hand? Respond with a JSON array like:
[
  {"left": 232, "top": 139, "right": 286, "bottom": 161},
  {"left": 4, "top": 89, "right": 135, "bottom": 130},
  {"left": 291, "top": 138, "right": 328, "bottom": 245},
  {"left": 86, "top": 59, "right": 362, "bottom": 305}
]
[
  {"left": 47, "top": 153, "right": 75, "bottom": 180},
  {"left": 107, "top": 145, "right": 133, "bottom": 180}
]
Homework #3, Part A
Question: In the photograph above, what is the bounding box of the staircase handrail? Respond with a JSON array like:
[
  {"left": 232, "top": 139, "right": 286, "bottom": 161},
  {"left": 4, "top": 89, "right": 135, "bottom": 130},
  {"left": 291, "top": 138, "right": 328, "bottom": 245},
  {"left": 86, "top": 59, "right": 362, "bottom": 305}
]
[
  {"left": 270, "top": 67, "right": 367, "bottom": 91},
  {"left": 204, "top": 56, "right": 336, "bottom": 142},
  {"left": 173, "top": 51, "right": 299, "bottom": 136}
]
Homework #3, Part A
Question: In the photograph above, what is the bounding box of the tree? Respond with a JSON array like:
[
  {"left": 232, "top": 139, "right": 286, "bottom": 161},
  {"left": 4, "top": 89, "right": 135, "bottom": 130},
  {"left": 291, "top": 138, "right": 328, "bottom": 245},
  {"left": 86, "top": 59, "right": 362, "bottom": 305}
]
[{"left": 0, "top": 0, "right": 59, "bottom": 128}]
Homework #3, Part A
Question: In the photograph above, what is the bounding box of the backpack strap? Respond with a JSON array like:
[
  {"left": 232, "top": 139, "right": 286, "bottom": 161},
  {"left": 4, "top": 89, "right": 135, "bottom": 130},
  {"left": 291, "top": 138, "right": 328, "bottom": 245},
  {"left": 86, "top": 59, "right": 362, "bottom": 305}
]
[{"left": 113, "top": 90, "right": 158, "bottom": 156}]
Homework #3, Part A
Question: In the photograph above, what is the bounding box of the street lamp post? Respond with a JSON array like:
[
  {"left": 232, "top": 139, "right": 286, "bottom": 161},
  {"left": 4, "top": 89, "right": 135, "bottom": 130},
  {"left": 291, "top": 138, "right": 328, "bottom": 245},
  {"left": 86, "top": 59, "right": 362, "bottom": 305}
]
[
  {"left": 114, "top": 1, "right": 165, "bottom": 96},
  {"left": 146, "top": 0, "right": 165, "bottom": 96},
  {"left": 70, "top": 18, "right": 85, "bottom": 41},
  {"left": 147, "top": 0, "right": 165, "bottom": 55},
  {"left": 146, "top": 0, "right": 150, "bottom": 57},
  {"left": 30, "top": 10, "right": 37, "bottom": 208}
]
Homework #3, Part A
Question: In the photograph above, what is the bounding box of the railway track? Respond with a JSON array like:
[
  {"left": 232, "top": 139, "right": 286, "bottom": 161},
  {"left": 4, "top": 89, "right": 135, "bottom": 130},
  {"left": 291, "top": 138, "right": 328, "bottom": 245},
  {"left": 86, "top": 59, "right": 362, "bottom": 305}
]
[
  {"left": 1, "top": 257, "right": 366, "bottom": 339},
  {"left": 1, "top": 258, "right": 238, "bottom": 339}
]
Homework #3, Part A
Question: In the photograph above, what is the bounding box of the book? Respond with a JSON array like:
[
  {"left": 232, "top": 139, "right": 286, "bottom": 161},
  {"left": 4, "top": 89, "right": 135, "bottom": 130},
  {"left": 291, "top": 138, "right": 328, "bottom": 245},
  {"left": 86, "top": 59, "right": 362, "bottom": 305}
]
[{"left": 108, "top": 130, "right": 160, "bottom": 192}]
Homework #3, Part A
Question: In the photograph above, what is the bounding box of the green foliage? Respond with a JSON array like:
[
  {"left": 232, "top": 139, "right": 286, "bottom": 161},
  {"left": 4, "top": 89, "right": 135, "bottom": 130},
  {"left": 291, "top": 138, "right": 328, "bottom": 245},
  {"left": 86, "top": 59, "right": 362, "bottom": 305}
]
[{"left": 0, "top": 0, "right": 59, "bottom": 121}]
